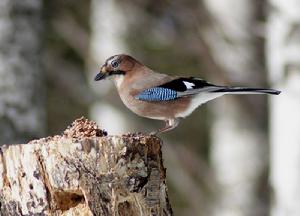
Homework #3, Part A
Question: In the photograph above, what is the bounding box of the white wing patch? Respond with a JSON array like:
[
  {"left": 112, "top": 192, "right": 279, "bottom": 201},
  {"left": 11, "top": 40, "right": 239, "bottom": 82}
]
[{"left": 183, "top": 81, "right": 195, "bottom": 89}]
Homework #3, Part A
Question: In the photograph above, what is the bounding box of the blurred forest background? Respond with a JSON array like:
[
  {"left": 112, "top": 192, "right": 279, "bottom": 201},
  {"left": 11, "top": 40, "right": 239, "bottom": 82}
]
[{"left": 0, "top": 0, "right": 299, "bottom": 215}]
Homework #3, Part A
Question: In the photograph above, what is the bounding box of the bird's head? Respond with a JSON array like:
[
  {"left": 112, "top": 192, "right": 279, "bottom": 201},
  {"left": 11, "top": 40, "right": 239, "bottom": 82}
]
[{"left": 94, "top": 54, "right": 139, "bottom": 81}]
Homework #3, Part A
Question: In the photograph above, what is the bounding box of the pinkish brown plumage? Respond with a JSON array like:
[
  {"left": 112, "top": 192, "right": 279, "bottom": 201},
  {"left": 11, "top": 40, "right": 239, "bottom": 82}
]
[{"left": 94, "top": 54, "right": 280, "bottom": 134}]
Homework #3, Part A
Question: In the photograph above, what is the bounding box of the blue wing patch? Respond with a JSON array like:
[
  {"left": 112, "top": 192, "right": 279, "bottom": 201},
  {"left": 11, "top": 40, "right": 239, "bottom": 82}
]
[{"left": 135, "top": 87, "right": 178, "bottom": 101}]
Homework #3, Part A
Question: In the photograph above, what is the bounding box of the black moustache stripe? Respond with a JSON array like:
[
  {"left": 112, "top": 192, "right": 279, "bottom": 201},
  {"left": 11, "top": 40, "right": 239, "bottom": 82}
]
[{"left": 109, "top": 70, "right": 126, "bottom": 76}]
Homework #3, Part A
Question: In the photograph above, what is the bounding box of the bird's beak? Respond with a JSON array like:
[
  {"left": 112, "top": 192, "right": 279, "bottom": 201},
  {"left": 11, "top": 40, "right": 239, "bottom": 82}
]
[{"left": 94, "top": 66, "right": 107, "bottom": 81}]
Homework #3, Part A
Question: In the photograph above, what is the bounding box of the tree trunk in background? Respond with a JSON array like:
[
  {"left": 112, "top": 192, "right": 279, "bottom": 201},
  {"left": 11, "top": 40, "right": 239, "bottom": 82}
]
[
  {"left": 0, "top": 118, "right": 172, "bottom": 215},
  {"left": 267, "top": 1, "right": 300, "bottom": 215},
  {"left": 203, "top": 0, "right": 268, "bottom": 215},
  {"left": 0, "top": 0, "right": 45, "bottom": 145},
  {"left": 88, "top": 0, "right": 131, "bottom": 135}
]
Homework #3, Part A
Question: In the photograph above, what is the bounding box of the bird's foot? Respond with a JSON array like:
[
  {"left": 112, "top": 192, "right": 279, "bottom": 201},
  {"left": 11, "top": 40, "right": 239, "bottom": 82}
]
[{"left": 150, "top": 118, "right": 181, "bottom": 136}]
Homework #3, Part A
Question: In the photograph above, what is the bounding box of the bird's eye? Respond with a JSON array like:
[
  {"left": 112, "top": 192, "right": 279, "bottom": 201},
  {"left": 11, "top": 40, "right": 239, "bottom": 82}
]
[{"left": 111, "top": 60, "right": 119, "bottom": 68}]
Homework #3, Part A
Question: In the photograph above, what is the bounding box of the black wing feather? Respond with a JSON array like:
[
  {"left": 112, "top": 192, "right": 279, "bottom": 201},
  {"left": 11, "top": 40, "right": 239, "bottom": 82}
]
[{"left": 158, "top": 77, "right": 215, "bottom": 92}]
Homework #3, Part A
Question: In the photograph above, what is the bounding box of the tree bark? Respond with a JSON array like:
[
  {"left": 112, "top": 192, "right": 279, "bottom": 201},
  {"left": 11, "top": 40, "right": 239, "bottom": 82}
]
[
  {"left": 267, "top": 0, "right": 300, "bottom": 215},
  {"left": 0, "top": 118, "right": 173, "bottom": 216},
  {"left": 0, "top": 0, "right": 45, "bottom": 145}
]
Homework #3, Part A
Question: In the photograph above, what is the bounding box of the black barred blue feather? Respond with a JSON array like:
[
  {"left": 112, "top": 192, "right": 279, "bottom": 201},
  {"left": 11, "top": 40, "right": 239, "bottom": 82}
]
[{"left": 135, "top": 87, "right": 177, "bottom": 101}]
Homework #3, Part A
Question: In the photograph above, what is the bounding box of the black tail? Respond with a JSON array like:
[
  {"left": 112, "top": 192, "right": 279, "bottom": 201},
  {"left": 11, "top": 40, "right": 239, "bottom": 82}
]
[{"left": 212, "top": 87, "right": 281, "bottom": 95}]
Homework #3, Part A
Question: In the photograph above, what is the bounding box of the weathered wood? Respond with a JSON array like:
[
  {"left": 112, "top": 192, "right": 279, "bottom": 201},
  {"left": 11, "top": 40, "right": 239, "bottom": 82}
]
[{"left": 0, "top": 118, "right": 173, "bottom": 215}]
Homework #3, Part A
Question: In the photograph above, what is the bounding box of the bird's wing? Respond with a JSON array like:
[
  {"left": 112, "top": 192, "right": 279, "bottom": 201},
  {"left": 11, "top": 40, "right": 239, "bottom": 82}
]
[{"left": 135, "top": 77, "right": 222, "bottom": 101}]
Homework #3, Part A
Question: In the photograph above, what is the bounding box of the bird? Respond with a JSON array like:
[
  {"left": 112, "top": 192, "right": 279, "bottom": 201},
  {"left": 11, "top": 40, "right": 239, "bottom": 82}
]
[{"left": 94, "top": 54, "right": 280, "bottom": 135}]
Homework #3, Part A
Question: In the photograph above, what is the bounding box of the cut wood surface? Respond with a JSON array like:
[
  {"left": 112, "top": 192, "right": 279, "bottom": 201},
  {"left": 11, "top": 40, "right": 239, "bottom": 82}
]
[{"left": 0, "top": 117, "right": 173, "bottom": 216}]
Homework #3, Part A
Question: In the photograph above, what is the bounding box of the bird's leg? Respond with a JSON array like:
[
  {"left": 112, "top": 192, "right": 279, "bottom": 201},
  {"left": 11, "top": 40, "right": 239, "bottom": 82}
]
[{"left": 150, "top": 118, "right": 181, "bottom": 135}]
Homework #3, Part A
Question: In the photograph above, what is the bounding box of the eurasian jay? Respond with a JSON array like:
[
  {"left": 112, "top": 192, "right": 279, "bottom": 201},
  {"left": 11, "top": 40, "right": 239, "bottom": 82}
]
[{"left": 94, "top": 54, "right": 280, "bottom": 134}]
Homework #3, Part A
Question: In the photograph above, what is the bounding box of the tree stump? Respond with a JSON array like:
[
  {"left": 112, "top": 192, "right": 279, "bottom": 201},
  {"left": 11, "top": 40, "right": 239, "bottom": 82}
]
[{"left": 0, "top": 117, "right": 173, "bottom": 216}]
